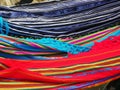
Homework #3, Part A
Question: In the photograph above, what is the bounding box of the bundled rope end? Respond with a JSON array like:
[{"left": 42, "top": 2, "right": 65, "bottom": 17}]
[{"left": 0, "top": 17, "right": 9, "bottom": 35}]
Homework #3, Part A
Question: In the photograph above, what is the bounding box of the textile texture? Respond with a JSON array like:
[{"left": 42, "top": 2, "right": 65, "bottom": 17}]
[{"left": 0, "top": 0, "right": 119, "bottom": 90}]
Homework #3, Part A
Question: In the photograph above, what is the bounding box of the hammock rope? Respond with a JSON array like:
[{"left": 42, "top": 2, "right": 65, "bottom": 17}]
[{"left": 0, "top": 17, "right": 9, "bottom": 35}]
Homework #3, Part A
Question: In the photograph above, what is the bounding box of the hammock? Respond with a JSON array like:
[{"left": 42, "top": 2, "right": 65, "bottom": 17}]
[
  {"left": 0, "top": 0, "right": 120, "bottom": 37},
  {"left": 0, "top": 0, "right": 119, "bottom": 90},
  {"left": 0, "top": 26, "right": 119, "bottom": 60},
  {"left": 0, "top": 35, "right": 119, "bottom": 89}
]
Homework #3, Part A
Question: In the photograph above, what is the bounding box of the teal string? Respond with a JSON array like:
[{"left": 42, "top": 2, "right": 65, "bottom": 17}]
[
  {"left": 0, "top": 17, "right": 4, "bottom": 34},
  {"left": 4, "top": 21, "right": 9, "bottom": 35},
  {"left": 0, "top": 17, "right": 9, "bottom": 35}
]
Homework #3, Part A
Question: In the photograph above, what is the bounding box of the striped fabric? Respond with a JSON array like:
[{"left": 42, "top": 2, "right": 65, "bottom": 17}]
[
  {"left": 0, "top": 0, "right": 119, "bottom": 90},
  {"left": 0, "top": 0, "right": 119, "bottom": 37},
  {"left": 0, "top": 35, "right": 119, "bottom": 89},
  {"left": 0, "top": 26, "right": 119, "bottom": 60}
]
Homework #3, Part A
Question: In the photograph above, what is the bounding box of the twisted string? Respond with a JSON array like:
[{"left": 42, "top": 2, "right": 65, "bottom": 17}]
[{"left": 0, "top": 17, "right": 9, "bottom": 35}]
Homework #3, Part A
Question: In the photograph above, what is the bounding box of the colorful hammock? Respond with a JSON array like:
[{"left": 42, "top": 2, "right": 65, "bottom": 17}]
[
  {"left": 0, "top": 26, "right": 119, "bottom": 60},
  {"left": 0, "top": 0, "right": 119, "bottom": 90},
  {"left": 0, "top": 35, "right": 119, "bottom": 89},
  {"left": 0, "top": 25, "right": 119, "bottom": 89}
]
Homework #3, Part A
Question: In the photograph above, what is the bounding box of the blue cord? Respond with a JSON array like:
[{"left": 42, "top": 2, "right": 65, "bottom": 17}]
[
  {"left": 0, "top": 17, "right": 4, "bottom": 34},
  {"left": 0, "top": 17, "right": 9, "bottom": 35}
]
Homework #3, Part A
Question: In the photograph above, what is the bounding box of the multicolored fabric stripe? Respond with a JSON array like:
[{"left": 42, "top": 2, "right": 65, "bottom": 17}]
[
  {"left": 0, "top": 35, "right": 119, "bottom": 89},
  {"left": 0, "top": 26, "right": 118, "bottom": 60},
  {"left": 0, "top": 0, "right": 119, "bottom": 89}
]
